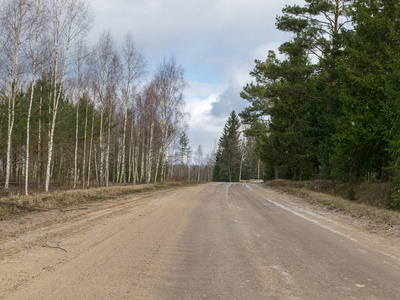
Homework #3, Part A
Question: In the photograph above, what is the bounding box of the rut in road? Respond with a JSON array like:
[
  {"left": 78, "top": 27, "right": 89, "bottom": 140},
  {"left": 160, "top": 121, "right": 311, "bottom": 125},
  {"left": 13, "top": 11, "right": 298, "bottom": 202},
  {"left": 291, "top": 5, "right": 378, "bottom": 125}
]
[
  {"left": 154, "top": 183, "right": 400, "bottom": 299},
  {"left": 154, "top": 183, "right": 268, "bottom": 299}
]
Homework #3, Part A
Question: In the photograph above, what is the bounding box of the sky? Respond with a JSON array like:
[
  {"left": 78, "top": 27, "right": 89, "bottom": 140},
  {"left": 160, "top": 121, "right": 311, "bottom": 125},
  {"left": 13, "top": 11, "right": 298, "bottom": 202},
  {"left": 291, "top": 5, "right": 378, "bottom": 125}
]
[{"left": 86, "top": 0, "right": 304, "bottom": 154}]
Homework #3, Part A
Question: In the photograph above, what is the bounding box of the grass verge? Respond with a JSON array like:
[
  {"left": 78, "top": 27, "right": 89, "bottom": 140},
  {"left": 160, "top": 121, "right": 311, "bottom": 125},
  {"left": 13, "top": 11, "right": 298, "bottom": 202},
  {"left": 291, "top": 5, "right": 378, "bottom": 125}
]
[
  {"left": 0, "top": 181, "right": 202, "bottom": 219},
  {"left": 266, "top": 180, "right": 400, "bottom": 228}
]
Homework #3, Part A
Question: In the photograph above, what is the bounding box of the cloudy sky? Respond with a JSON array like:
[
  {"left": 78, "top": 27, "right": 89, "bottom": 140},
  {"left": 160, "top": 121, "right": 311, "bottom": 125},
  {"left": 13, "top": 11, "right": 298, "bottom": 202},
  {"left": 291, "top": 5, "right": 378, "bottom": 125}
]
[{"left": 87, "top": 0, "right": 304, "bottom": 154}]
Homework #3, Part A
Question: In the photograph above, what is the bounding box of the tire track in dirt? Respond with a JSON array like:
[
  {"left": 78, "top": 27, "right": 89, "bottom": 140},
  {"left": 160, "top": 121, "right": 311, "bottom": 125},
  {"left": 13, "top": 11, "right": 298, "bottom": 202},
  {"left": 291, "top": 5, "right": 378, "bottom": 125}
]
[{"left": 0, "top": 185, "right": 204, "bottom": 299}]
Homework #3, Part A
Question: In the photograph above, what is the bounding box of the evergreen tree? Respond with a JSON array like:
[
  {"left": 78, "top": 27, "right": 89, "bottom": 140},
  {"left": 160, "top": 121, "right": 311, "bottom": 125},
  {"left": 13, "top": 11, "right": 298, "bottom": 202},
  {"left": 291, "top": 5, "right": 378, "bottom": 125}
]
[
  {"left": 332, "top": 0, "right": 400, "bottom": 184},
  {"left": 213, "top": 111, "right": 241, "bottom": 182},
  {"left": 178, "top": 131, "right": 191, "bottom": 178},
  {"left": 240, "top": 0, "right": 351, "bottom": 180}
]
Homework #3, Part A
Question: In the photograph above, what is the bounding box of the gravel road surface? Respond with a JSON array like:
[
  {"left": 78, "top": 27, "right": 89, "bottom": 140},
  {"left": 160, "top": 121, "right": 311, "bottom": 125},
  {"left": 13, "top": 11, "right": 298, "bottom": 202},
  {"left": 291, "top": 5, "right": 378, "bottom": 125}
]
[{"left": 0, "top": 183, "right": 399, "bottom": 299}]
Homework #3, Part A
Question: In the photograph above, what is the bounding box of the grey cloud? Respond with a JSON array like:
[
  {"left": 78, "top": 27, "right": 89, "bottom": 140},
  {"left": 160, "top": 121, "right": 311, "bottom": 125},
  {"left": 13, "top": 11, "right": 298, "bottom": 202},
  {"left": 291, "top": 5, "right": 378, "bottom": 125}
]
[{"left": 210, "top": 86, "right": 248, "bottom": 119}]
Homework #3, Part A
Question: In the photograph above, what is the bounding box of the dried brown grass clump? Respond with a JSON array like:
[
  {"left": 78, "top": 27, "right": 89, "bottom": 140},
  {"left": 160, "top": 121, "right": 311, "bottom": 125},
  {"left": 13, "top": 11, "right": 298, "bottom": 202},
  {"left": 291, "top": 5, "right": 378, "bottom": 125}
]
[
  {"left": 266, "top": 180, "right": 400, "bottom": 227},
  {"left": 0, "top": 181, "right": 199, "bottom": 219}
]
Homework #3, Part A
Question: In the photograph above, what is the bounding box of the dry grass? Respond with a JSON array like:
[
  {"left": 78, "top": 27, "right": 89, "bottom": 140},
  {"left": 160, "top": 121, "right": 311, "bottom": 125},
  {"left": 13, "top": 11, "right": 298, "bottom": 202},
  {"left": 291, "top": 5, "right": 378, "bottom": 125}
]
[
  {"left": 0, "top": 181, "right": 201, "bottom": 219},
  {"left": 266, "top": 180, "right": 400, "bottom": 227}
]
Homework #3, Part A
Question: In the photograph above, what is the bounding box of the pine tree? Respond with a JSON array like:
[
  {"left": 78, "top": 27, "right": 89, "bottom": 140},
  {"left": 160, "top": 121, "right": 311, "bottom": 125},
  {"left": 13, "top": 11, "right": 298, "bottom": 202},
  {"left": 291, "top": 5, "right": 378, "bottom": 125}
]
[{"left": 240, "top": 0, "right": 351, "bottom": 180}]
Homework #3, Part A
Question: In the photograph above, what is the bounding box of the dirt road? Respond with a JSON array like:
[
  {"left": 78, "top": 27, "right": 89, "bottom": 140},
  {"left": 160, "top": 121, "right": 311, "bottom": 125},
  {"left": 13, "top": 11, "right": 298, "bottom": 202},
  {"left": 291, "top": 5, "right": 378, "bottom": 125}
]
[{"left": 0, "top": 183, "right": 399, "bottom": 299}]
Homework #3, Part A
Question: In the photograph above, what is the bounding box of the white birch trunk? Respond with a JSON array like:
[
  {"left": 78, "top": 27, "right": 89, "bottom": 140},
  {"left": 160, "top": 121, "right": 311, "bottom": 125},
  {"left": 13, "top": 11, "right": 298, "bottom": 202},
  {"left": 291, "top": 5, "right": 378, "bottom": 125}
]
[
  {"left": 73, "top": 101, "right": 79, "bottom": 188},
  {"left": 160, "top": 116, "right": 169, "bottom": 182},
  {"left": 146, "top": 120, "right": 154, "bottom": 184},
  {"left": 87, "top": 102, "right": 95, "bottom": 187},
  {"left": 140, "top": 138, "right": 145, "bottom": 183},
  {"left": 94, "top": 146, "right": 99, "bottom": 184},
  {"left": 45, "top": 0, "right": 76, "bottom": 193},
  {"left": 133, "top": 145, "right": 138, "bottom": 184},
  {"left": 73, "top": 47, "right": 83, "bottom": 189},
  {"left": 120, "top": 90, "right": 128, "bottom": 184},
  {"left": 82, "top": 98, "right": 88, "bottom": 188},
  {"left": 37, "top": 71, "right": 43, "bottom": 188},
  {"left": 128, "top": 115, "right": 134, "bottom": 183},
  {"left": 120, "top": 109, "right": 127, "bottom": 183},
  {"left": 25, "top": 0, "right": 40, "bottom": 195},
  {"left": 105, "top": 109, "right": 112, "bottom": 187},
  {"left": 5, "top": 0, "right": 25, "bottom": 191},
  {"left": 116, "top": 137, "right": 122, "bottom": 183},
  {"left": 154, "top": 150, "right": 161, "bottom": 183}
]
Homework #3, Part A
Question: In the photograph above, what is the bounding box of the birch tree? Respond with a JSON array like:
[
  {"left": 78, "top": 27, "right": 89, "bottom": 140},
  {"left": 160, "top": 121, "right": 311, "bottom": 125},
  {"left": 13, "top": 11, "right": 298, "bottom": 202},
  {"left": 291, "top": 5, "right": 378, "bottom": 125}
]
[
  {"left": 119, "top": 33, "right": 145, "bottom": 183},
  {"left": 44, "top": 0, "right": 91, "bottom": 193},
  {"left": 91, "top": 31, "right": 113, "bottom": 187},
  {"left": 195, "top": 145, "right": 203, "bottom": 182},
  {"left": 154, "top": 57, "right": 186, "bottom": 182},
  {"left": 144, "top": 82, "right": 158, "bottom": 184},
  {"left": 104, "top": 52, "right": 120, "bottom": 187},
  {"left": 73, "top": 40, "right": 89, "bottom": 189},
  {"left": 25, "top": 0, "right": 43, "bottom": 195},
  {"left": 3, "top": 0, "right": 29, "bottom": 191}
]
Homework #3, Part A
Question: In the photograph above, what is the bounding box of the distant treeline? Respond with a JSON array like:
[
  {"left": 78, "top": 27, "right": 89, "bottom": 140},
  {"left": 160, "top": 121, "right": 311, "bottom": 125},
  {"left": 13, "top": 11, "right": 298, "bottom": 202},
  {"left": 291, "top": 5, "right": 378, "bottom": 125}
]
[{"left": 239, "top": 0, "right": 400, "bottom": 207}]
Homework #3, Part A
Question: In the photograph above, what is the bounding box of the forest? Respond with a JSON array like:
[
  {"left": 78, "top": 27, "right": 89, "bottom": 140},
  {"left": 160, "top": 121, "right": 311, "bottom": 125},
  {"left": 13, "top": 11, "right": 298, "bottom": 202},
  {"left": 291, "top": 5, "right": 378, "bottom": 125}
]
[
  {"left": 0, "top": 0, "right": 214, "bottom": 197},
  {"left": 237, "top": 0, "right": 400, "bottom": 208}
]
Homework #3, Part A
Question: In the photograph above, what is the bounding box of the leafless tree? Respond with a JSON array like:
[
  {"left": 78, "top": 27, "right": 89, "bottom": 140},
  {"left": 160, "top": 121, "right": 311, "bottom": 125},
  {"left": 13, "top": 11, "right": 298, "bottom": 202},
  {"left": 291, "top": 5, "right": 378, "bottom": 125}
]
[
  {"left": 194, "top": 145, "right": 203, "bottom": 182},
  {"left": 72, "top": 40, "right": 89, "bottom": 189},
  {"left": 25, "top": 0, "right": 44, "bottom": 195},
  {"left": 3, "top": 0, "right": 30, "bottom": 190},
  {"left": 154, "top": 57, "right": 187, "bottom": 182},
  {"left": 143, "top": 81, "right": 159, "bottom": 184},
  {"left": 91, "top": 31, "right": 114, "bottom": 187},
  {"left": 120, "top": 33, "right": 146, "bottom": 183},
  {"left": 44, "top": 0, "right": 92, "bottom": 193},
  {"left": 104, "top": 52, "right": 120, "bottom": 187}
]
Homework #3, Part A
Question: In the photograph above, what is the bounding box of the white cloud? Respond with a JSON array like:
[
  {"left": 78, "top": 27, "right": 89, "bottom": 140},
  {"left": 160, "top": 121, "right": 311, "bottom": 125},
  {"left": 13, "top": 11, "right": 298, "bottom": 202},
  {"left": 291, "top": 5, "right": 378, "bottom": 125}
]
[
  {"left": 185, "top": 81, "right": 227, "bottom": 99},
  {"left": 250, "top": 42, "right": 284, "bottom": 61},
  {"left": 185, "top": 94, "right": 225, "bottom": 153}
]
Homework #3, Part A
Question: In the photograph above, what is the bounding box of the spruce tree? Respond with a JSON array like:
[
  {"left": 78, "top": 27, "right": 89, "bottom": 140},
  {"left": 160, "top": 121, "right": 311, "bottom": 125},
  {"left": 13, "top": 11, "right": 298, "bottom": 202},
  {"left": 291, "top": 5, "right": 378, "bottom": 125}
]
[{"left": 213, "top": 111, "right": 241, "bottom": 182}]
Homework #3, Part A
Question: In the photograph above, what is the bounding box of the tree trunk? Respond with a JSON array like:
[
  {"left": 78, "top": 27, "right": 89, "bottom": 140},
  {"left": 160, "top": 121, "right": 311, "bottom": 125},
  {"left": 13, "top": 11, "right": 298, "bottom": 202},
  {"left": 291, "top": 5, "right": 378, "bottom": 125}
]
[
  {"left": 140, "top": 138, "right": 145, "bottom": 183},
  {"left": 154, "top": 151, "right": 161, "bottom": 183},
  {"left": 45, "top": 0, "right": 76, "bottom": 193},
  {"left": 37, "top": 77, "right": 43, "bottom": 190},
  {"left": 105, "top": 109, "right": 112, "bottom": 187},
  {"left": 82, "top": 98, "right": 88, "bottom": 188},
  {"left": 120, "top": 99, "right": 128, "bottom": 183},
  {"left": 25, "top": 0, "right": 40, "bottom": 195},
  {"left": 146, "top": 120, "right": 154, "bottom": 184},
  {"left": 5, "top": 0, "right": 25, "bottom": 191},
  {"left": 128, "top": 116, "right": 133, "bottom": 183},
  {"left": 160, "top": 114, "right": 169, "bottom": 182},
  {"left": 87, "top": 105, "right": 95, "bottom": 187},
  {"left": 73, "top": 101, "right": 79, "bottom": 189}
]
